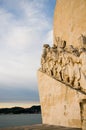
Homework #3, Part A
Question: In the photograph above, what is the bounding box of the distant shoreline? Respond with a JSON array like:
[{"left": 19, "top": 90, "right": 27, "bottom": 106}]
[{"left": 0, "top": 105, "right": 41, "bottom": 114}]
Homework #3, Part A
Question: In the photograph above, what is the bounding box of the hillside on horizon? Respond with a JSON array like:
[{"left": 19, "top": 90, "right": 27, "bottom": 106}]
[{"left": 0, "top": 105, "right": 41, "bottom": 114}]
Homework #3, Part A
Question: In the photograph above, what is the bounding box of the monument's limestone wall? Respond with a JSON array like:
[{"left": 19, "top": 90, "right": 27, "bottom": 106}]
[
  {"left": 38, "top": 71, "right": 86, "bottom": 128},
  {"left": 54, "top": 0, "right": 86, "bottom": 48},
  {"left": 38, "top": 0, "right": 86, "bottom": 129},
  {"left": 38, "top": 43, "right": 86, "bottom": 129},
  {"left": 81, "top": 99, "right": 86, "bottom": 130}
]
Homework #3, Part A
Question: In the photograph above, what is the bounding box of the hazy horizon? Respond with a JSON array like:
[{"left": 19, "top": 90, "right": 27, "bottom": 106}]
[{"left": 0, "top": 102, "right": 40, "bottom": 108}]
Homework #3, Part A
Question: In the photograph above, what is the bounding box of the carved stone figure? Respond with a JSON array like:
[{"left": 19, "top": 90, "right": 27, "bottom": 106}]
[
  {"left": 78, "top": 34, "right": 86, "bottom": 48},
  {"left": 40, "top": 37, "right": 86, "bottom": 93},
  {"left": 73, "top": 63, "right": 81, "bottom": 89},
  {"left": 67, "top": 58, "right": 74, "bottom": 85},
  {"left": 79, "top": 50, "right": 86, "bottom": 91},
  {"left": 60, "top": 40, "right": 66, "bottom": 49},
  {"left": 55, "top": 36, "right": 62, "bottom": 45},
  {"left": 69, "top": 45, "right": 80, "bottom": 56}
]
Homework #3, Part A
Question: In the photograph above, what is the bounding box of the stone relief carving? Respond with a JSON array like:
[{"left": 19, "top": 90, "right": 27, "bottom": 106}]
[
  {"left": 78, "top": 34, "right": 86, "bottom": 48},
  {"left": 40, "top": 37, "right": 86, "bottom": 94}
]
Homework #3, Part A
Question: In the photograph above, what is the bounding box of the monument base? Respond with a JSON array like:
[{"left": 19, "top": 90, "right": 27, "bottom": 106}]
[{"left": 37, "top": 70, "right": 86, "bottom": 128}]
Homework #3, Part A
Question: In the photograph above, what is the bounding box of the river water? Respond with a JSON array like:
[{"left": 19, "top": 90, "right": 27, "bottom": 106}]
[{"left": 0, "top": 114, "right": 42, "bottom": 128}]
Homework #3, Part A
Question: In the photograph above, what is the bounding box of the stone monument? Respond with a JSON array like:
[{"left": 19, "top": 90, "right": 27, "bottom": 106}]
[{"left": 38, "top": 0, "right": 86, "bottom": 129}]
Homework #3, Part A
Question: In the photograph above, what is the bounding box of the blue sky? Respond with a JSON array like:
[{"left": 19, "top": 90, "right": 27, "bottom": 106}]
[{"left": 0, "top": 0, "right": 56, "bottom": 108}]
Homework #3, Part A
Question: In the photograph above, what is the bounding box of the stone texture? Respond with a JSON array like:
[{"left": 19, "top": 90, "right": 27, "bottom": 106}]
[
  {"left": 54, "top": 0, "right": 86, "bottom": 48},
  {"left": 37, "top": 71, "right": 86, "bottom": 128},
  {"left": 80, "top": 99, "right": 86, "bottom": 130},
  {"left": 82, "top": 120, "right": 86, "bottom": 130},
  {"left": 40, "top": 43, "right": 86, "bottom": 94},
  {"left": 0, "top": 124, "right": 81, "bottom": 130},
  {"left": 38, "top": 0, "right": 86, "bottom": 129}
]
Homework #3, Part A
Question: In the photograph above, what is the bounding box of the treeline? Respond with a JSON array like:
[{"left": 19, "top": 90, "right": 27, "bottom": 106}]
[{"left": 0, "top": 105, "right": 41, "bottom": 114}]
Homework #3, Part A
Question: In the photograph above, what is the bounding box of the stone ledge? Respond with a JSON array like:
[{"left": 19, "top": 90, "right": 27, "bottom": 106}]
[
  {"left": 39, "top": 70, "right": 86, "bottom": 95},
  {"left": 0, "top": 124, "right": 82, "bottom": 130}
]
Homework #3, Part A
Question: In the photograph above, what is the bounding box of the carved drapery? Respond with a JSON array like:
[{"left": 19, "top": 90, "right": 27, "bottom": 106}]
[{"left": 40, "top": 36, "right": 86, "bottom": 94}]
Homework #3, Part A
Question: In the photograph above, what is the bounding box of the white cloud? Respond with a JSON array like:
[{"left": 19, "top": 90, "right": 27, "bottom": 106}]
[
  {"left": 0, "top": 0, "right": 54, "bottom": 103},
  {"left": 3, "top": 26, "right": 30, "bottom": 48},
  {"left": 43, "top": 30, "right": 53, "bottom": 46}
]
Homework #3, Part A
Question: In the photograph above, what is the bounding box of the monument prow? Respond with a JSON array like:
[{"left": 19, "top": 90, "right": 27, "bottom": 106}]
[{"left": 38, "top": 0, "right": 86, "bottom": 130}]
